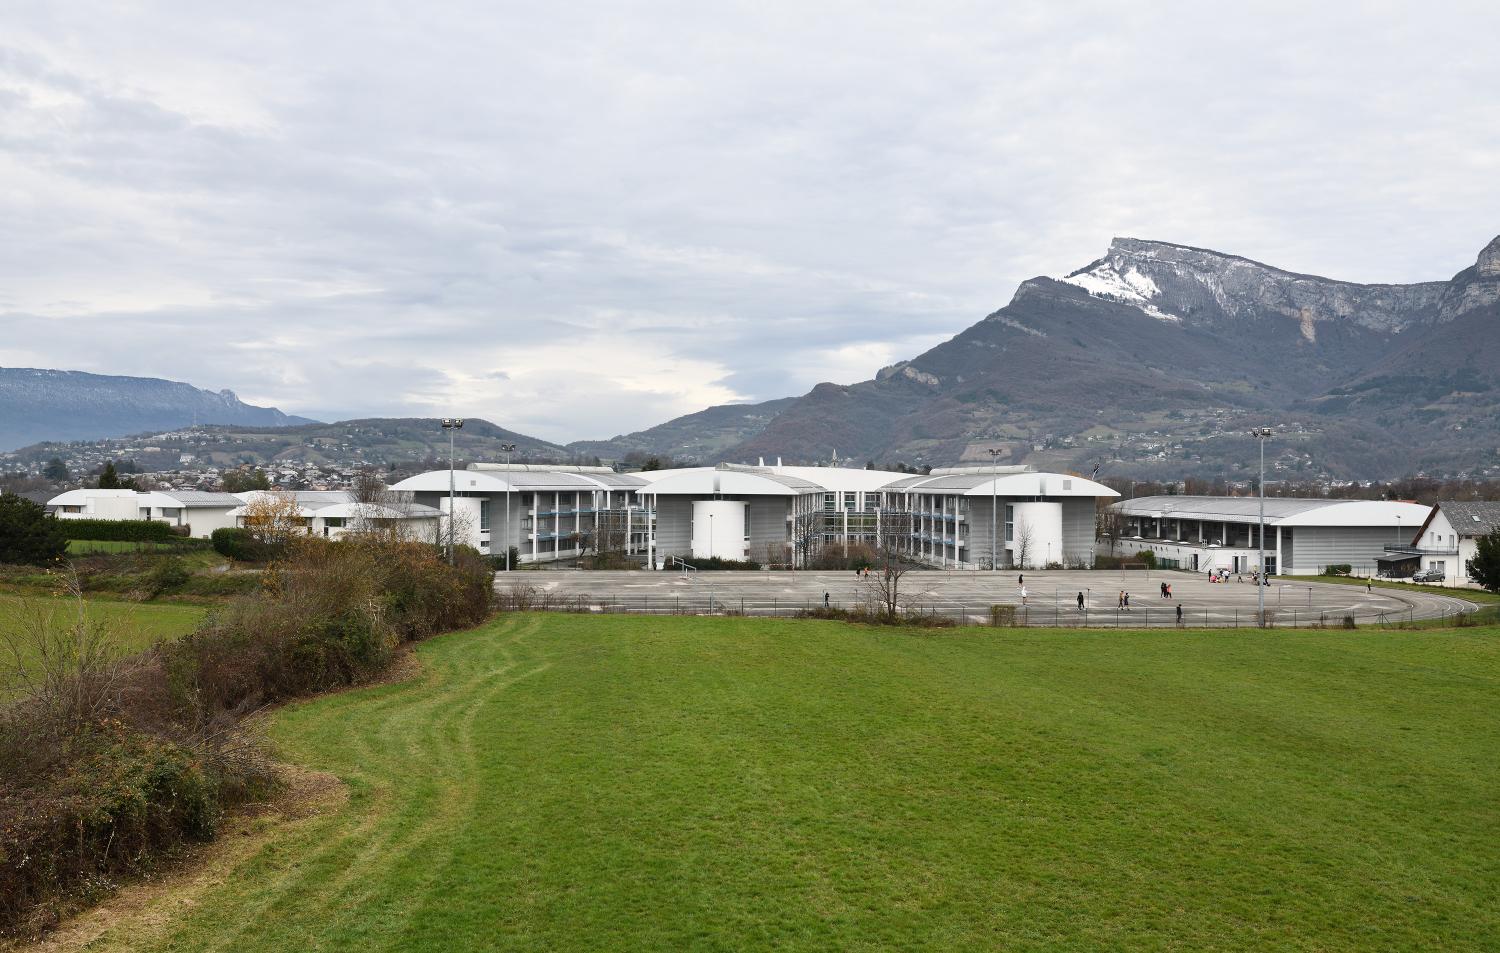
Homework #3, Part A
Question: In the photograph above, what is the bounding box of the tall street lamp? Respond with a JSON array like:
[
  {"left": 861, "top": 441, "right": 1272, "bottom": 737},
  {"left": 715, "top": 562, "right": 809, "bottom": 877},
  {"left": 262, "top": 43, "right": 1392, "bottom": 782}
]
[
  {"left": 1250, "top": 427, "right": 1274, "bottom": 626},
  {"left": 500, "top": 442, "right": 516, "bottom": 571},
  {"left": 442, "top": 418, "right": 464, "bottom": 564},
  {"left": 987, "top": 447, "right": 1002, "bottom": 572}
]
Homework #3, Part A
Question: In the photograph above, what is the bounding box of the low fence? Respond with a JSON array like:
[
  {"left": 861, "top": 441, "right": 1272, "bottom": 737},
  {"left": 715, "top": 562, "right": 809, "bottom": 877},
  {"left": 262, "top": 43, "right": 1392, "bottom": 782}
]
[{"left": 494, "top": 591, "right": 1481, "bottom": 628}]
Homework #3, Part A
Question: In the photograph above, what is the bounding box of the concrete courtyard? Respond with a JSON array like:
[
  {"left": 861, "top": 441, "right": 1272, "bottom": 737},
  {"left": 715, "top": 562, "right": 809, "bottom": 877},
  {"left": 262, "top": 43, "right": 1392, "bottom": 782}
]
[{"left": 496, "top": 569, "right": 1482, "bottom": 627}]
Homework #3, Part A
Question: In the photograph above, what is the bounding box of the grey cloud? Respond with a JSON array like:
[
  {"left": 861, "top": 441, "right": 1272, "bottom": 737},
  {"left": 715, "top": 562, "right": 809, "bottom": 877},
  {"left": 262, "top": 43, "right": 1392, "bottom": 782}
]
[{"left": 2, "top": 2, "right": 1498, "bottom": 443}]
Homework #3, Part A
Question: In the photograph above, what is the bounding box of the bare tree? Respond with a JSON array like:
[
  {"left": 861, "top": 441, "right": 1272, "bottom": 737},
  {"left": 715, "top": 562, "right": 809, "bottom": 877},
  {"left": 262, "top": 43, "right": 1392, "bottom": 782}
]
[
  {"left": 790, "top": 509, "right": 824, "bottom": 569},
  {"left": 241, "top": 491, "right": 306, "bottom": 545},
  {"left": 1013, "top": 519, "right": 1035, "bottom": 570},
  {"left": 352, "top": 467, "right": 385, "bottom": 504},
  {"left": 1096, "top": 504, "right": 1125, "bottom": 556},
  {"left": 762, "top": 541, "right": 784, "bottom": 569},
  {"left": 859, "top": 510, "right": 924, "bottom": 619}
]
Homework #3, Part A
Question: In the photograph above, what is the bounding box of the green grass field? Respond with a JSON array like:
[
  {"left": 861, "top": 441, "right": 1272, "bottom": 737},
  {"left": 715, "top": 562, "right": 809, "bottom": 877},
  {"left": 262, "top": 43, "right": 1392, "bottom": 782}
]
[
  {"left": 1284, "top": 574, "right": 1500, "bottom": 605},
  {"left": 44, "top": 615, "right": 1500, "bottom": 951},
  {"left": 0, "top": 593, "right": 207, "bottom": 695}
]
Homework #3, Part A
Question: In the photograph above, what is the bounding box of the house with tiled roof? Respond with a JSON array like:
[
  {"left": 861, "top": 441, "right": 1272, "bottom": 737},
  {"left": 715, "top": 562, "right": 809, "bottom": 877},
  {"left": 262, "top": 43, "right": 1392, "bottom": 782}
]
[{"left": 1407, "top": 501, "right": 1500, "bottom": 587}]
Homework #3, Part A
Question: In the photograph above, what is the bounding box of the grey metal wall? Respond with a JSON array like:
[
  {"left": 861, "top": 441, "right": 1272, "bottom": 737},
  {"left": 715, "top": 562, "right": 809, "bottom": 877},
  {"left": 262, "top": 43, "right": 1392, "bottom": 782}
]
[
  {"left": 1060, "top": 498, "right": 1096, "bottom": 566},
  {"left": 967, "top": 497, "right": 1003, "bottom": 569},
  {"left": 652, "top": 498, "right": 693, "bottom": 558},
  {"left": 1288, "top": 525, "right": 1405, "bottom": 574},
  {"left": 745, "top": 497, "right": 790, "bottom": 562}
]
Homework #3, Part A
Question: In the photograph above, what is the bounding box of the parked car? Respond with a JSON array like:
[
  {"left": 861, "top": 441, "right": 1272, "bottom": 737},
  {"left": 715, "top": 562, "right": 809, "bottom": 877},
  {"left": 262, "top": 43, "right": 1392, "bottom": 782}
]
[{"left": 1411, "top": 568, "right": 1446, "bottom": 583}]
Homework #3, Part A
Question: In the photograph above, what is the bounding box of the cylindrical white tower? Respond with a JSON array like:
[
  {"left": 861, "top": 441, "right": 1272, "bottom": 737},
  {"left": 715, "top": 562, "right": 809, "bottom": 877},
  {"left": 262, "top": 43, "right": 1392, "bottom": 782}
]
[
  {"left": 1009, "top": 501, "right": 1063, "bottom": 569},
  {"left": 691, "top": 500, "right": 747, "bottom": 560}
]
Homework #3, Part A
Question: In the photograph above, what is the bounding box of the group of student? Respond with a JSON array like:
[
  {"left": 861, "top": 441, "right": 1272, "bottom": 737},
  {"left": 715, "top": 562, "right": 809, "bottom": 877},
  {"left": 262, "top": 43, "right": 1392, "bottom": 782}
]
[{"left": 1206, "top": 568, "right": 1270, "bottom": 585}]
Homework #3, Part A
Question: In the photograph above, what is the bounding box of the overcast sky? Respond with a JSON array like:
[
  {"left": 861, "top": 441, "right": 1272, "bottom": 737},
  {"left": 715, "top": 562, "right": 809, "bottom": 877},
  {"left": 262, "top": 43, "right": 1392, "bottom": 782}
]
[{"left": 3, "top": 2, "right": 1498, "bottom": 442}]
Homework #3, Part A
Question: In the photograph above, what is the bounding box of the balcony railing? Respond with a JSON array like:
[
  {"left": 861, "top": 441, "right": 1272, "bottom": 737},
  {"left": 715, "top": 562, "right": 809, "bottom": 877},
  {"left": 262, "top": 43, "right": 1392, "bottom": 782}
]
[{"left": 1382, "top": 544, "right": 1458, "bottom": 556}]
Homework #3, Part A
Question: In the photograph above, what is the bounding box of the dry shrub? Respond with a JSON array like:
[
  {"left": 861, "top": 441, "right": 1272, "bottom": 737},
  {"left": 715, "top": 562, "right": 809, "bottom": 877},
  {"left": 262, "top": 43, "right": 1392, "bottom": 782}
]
[
  {"left": 167, "top": 537, "right": 491, "bottom": 718},
  {"left": 0, "top": 590, "right": 273, "bottom": 937},
  {"left": 0, "top": 538, "right": 491, "bottom": 937}
]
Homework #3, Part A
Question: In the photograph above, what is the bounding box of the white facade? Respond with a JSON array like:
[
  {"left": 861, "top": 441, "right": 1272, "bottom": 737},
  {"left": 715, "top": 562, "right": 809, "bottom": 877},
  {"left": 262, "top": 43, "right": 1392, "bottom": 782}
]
[
  {"left": 48, "top": 488, "right": 242, "bottom": 538},
  {"left": 880, "top": 468, "right": 1117, "bottom": 569},
  {"left": 1107, "top": 496, "right": 1432, "bottom": 577},
  {"left": 691, "top": 500, "right": 747, "bottom": 560},
  {"left": 229, "top": 491, "right": 442, "bottom": 543},
  {"left": 389, "top": 465, "right": 649, "bottom": 564}
]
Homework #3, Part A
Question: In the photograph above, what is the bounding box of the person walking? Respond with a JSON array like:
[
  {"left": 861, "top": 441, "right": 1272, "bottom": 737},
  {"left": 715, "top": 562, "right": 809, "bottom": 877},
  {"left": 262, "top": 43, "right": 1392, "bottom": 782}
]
[
  {"left": 1077, "top": 591, "right": 1085, "bottom": 611},
  {"left": 1020, "top": 585, "right": 1028, "bottom": 606},
  {"left": 1117, "top": 590, "right": 1125, "bottom": 609},
  {"left": 1176, "top": 603, "right": 1183, "bottom": 626},
  {"left": 1018, "top": 573, "right": 1024, "bottom": 586},
  {"left": 823, "top": 591, "right": 830, "bottom": 609},
  {"left": 1124, "top": 591, "right": 1131, "bottom": 610},
  {"left": 1366, "top": 578, "right": 1372, "bottom": 593}
]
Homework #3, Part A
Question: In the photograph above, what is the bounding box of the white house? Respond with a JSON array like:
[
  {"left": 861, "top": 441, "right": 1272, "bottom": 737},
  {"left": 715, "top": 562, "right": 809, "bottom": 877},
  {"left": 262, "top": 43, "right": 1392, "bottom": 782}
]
[
  {"left": 1402, "top": 501, "right": 1500, "bottom": 587},
  {"left": 48, "top": 488, "right": 241, "bottom": 538},
  {"left": 228, "top": 490, "right": 442, "bottom": 542}
]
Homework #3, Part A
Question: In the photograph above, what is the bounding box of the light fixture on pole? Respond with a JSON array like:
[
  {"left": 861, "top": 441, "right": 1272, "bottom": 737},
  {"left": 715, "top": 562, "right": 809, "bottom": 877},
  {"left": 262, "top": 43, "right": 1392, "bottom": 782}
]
[
  {"left": 987, "top": 448, "right": 1002, "bottom": 572},
  {"left": 500, "top": 442, "right": 516, "bottom": 571},
  {"left": 442, "top": 418, "right": 464, "bottom": 565},
  {"left": 1250, "top": 427, "right": 1274, "bottom": 626}
]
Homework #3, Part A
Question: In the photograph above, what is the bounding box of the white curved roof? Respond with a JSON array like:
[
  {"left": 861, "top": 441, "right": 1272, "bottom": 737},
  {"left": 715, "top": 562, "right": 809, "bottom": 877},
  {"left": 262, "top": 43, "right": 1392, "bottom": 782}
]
[
  {"left": 1275, "top": 499, "right": 1430, "bottom": 527},
  {"left": 883, "top": 471, "right": 1118, "bottom": 498},
  {"left": 758, "top": 465, "right": 903, "bottom": 492},
  {"left": 390, "top": 469, "right": 641, "bottom": 493},
  {"left": 47, "top": 488, "right": 139, "bottom": 506},
  {"left": 1115, "top": 495, "right": 1429, "bottom": 527},
  {"left": 638, "top": 468, "right": 821, "bottom": 496},
  {"left": 310, "top": 501, "right": 442, "bottom": 520}
]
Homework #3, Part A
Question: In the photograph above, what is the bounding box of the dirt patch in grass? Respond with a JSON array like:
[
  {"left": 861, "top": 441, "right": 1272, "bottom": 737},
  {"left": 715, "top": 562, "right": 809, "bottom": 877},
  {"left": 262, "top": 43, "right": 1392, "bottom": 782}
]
[{"left": 6, "top": 763, "right": 349, "bottom": 953}]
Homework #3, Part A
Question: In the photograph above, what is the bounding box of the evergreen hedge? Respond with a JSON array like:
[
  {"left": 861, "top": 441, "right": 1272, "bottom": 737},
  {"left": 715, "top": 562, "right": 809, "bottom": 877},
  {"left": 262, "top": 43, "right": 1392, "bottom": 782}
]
[{"left": 58, "top": 518, "right": 178, "bottom": 543}]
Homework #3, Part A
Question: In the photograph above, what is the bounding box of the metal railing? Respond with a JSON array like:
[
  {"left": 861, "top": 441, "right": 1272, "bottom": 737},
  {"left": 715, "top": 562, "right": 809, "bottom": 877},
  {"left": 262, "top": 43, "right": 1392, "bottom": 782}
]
[{"left": 492, "top": 593, "right": 1486, "bottom": 628}]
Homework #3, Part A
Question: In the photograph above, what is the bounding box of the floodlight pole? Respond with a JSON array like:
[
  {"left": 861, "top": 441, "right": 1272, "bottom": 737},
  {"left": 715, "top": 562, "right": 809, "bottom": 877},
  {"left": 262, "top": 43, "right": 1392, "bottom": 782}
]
[
  {"left": 1251, "top": 427, "right": 1274, "bottom": 626},
  {"left": 442, "top": 418, "right": 464, "bottom": 564},
  {"left": 987, "top": 448, "right": 1002, "bottom": 572},
  {"left": 500, "top": 442, "right": 515, "bottom": 571}
]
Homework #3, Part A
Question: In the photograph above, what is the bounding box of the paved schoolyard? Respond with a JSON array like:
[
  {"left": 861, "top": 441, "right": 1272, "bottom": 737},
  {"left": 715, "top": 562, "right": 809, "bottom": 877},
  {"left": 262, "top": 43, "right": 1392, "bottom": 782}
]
[{"left": 496, "top": 569, "right": 1481, "bottom": 627}]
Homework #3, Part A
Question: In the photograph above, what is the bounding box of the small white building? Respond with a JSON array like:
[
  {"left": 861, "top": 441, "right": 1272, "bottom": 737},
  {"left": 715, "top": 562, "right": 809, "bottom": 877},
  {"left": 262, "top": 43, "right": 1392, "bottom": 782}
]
[
  {"left": 1402, "top": 501, "right": 1500, "bottom": 587},
  {"left": 1107, "top": 495, "right": 1431, "bottom": 577},
  {"left": 48, "top": 488, "right": 242, "bottom": 538},
  {"left": 228, "top": 490, "right": 442, "bottom": 542}
]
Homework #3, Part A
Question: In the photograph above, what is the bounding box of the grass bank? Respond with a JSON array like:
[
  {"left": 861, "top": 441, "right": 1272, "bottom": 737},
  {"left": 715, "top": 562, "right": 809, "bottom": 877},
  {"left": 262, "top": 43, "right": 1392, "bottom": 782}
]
[{"left": 49, "top": 614, "right": 1500, "bottom": 952}]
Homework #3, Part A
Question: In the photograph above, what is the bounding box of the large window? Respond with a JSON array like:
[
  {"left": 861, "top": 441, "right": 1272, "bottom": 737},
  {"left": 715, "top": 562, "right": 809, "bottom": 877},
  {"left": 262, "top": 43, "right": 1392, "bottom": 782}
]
[
  {"left": 1005, "top": 504, "right": 1014, "bottom": 542},
  {"left": 844, "top": 492, "right": 856, "bottom": 510},
  {"left": 824, "top": 493, "right": 836, "bottom": 512},
  {"left": 479, "top": 499, "right": 490, "bottom": 531}
]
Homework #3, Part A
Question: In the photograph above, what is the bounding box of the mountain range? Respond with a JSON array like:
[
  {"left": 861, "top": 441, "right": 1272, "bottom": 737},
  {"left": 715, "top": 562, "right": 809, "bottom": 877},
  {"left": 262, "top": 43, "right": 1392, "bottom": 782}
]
[
  {"left": 579, "top": 233, "right": 1500, "bottom": 479},
  {"left": 0, "top": 368, "right": 314, "bottom": 451},
  {"left": 6, "top": 233, "right": 1498, "bottom": 480}
]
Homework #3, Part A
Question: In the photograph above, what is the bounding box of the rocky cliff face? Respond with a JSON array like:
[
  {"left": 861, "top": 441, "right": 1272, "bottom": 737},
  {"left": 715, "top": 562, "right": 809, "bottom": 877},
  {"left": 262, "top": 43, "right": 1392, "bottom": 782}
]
[
  {"left": 717, "top": 232, "right": 1500, "bottom": 478},
  {"left": 1058, "top": 238, "right": 1449, "bottom": 337},
  {"left": 1434, "top": 234, "right": 1500, "bottom": 321}
]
